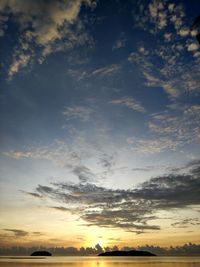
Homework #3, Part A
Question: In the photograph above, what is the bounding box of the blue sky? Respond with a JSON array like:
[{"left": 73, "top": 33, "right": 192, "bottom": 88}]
[{"left": 0, "top": 0, "right": 200, "bottom": 248}]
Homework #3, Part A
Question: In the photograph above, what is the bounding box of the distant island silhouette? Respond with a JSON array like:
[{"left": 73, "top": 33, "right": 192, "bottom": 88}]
[
  {"left": 98, "top": 250, "right": 156, "bottom": 256},
  {"left": 30, "top": 251, "right": 52, "bottom": 256}
]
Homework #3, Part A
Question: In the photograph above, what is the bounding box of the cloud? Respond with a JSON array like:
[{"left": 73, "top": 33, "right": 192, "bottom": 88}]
[
  {"left": 130, "top": 0, "right": 200, "bottom": 100},
  {"left": 127, "top": 136, "right": 176, "bottom": 154},
  {"left": 91, "top": 64, "right": 121, "bottom": 77},
  {"left": 134, "top": 173, "right": 200, "bottom": 209},
  {"left": 187, "top": 43, "right": 199, "bottom": 52},
  {"left": 0, "top": 0, "right": 95, "bottom": 77},
  {"left": 98, "top": 153, "right": 116, "bottom": 170},
  {"left": 72, "top": 165, "right": 95, "bottom": 183},
  {"left": 179, "top": 27, "right": 190, "bottom": 37},
  {"left": 133, "top": 0, "right": 186, "bottom": 35},
  {"left": 4, "top": 140, "right": 81, "bottom": 166},
  {"left": 110, "top": 96, "right": 146, "bottom": 113},
  {"left": 4, "top": 141, "right": 96, "bottom": 183},
  {"left": 112, "top": 39, "right": 126, "bottom": 50},
  {"left": 128, "top": 46, "right": 200, "bottom": 99},
  {"left": 27, "top": 160, "right": 200, "bottom": 232},
  {"left": 63, "top": 106, "right": 93, "bottom": 121},
  {"left": 8, "top": 53, "right": 31, "bottom": 77},
  {"left": 3, "top": 229, "right": 29, "bottom": 237},
  {"left": 171, "top": 218, "right": 200, "bottom": 228},
  {"left": 21, "top": 190, "right": 43, "bottom": 198},
  {"left": 112, "top": 34, "right": 126, "bottom": 50},
  {"left": 132, "top": 165, "right": 165, "bottom": 172},
  {"left": 66, "top": 64, "right": 121, "bottom": 81},
  {"left": 50, "top": 206, "right": 71, "bottom": 212},
  {"left": 4, "top": 139, "right": 119, "bottom": 183},
  {"left": 148, "top": 1, "right": 167, "bottom": 30},
  {"left": 32, "top": 182, "right": 159, "bottom": 232},
  {"left": 126, "top": 102, "right": 200, "bottom": 154}
]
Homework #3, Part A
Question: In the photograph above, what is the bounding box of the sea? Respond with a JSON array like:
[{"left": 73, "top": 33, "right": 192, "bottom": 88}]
[{"left": 0, "top": 256, "right": 200, "bottom": 267}]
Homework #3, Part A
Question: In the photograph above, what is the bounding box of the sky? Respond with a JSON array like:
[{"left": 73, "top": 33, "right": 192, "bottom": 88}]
[{"left": 0, "top": 0, "right": 200, "bottom": 250}]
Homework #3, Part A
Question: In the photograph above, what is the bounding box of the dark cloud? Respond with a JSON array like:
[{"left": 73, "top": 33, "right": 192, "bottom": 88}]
[
  {"left": 50, "top": 206, "right": 71, "bottom": 212},
  {"left": 132, "top": 165, "right": 162, "bottom": 172},
  {"left": 72, "top": 165, "right": 95, "bottom": 183},
  {"left": 98, "top": 153, "right": 116, "bottom": 170},
  {"left": 171, "top": 218, "right": 200, "bottom": 228},
  {"left": 21, "top": 190, "right": 43, "bottom": 198},
  {"left": 134, "top": 174, "right": 200, "bottom": 209},
  {"left": 27, "top": 160, "right": 200, "bottom": 232},
  {"left": 3, "top": 229, "right": 29, "bottom": 237},
  {"left": 32, "top": 231, "right": 44, "bottom": 236}
]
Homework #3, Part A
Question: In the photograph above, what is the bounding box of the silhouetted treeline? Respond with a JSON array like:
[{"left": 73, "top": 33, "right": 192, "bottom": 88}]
[
  {"left": 137, "top": 243, "right": 200, "bottom": 256},
  {"left": 0, "top": 243, "right": 199, "bottom": 256}
]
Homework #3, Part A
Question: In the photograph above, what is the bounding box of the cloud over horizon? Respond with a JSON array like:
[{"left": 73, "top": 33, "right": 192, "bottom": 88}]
[{"left": 24, "top": 159, "right": 200, "bottom": 233}]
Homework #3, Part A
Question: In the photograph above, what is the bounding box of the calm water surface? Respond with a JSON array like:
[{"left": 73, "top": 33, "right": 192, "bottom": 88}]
[{"left": 0, "top": 256, "right": 200, "bottom": 267}]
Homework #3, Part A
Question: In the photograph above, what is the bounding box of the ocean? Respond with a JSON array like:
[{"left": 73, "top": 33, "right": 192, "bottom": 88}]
[{"left": 0, "top": 256, "right": 200, "bottom": 267}]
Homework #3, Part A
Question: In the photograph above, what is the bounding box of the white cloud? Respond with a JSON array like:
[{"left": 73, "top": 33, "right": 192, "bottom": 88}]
[
  {"left": 187, "top": 43, "right": 199, "bottom": 52},
  {"left": 8, "top": 53, "right": 31, "bottom": 78},
  {"left": 179, "top": 27, "right": 189, "bottom": 37},
  {"left": 110, "top": 96, "right": 146, "bottom": 113}
]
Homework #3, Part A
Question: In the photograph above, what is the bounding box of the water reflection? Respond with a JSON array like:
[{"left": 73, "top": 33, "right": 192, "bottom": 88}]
[{"left": 0, "top": 257, "right": 200, "bottom": 267}]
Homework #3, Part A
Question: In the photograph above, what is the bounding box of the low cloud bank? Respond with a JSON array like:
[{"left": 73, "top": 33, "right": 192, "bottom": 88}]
[{"left": 0, "top": 243, "right": 200, "bottom": 256}]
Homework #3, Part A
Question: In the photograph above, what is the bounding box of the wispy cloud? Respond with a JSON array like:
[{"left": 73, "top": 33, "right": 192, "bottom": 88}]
[
  {"left": 126, "top": 103, "right": 200, "bottom": 154},
  {"left": 127, "top": 136, "right": 176, "bottom": 154},
  {"left": 148, "top": 104, "right": 200, "bottom": 150},
  {"left": 98, "top": 153, "right": 116, "bottom": 170},
  {"left": 63, "top": 106, "right": 93, "bottom": 121},
  {"left": 20, "top": 190, "right": 43, "bottom": 199},
  {"left": 4, "top": 139, "right": 116, "bottom": 183},
  {"left": 66, "top": 64, "right": 121, "bottom": 81},
  {"left": 132, "top": 165, "right": 165, "bottom": 172},
  {"left": 110, "top": 96, "right": 146, "bottom": 113},
  {"left": 91, "top": 64, "right": 121, "bottom": 77}
]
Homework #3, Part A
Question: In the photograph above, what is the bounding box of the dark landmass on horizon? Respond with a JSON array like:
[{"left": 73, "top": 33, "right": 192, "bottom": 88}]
[
  {"left": 0, "top": 243, "right": 200, "bottom": 256},
  {"left": 30, "top": 250, "right": 52, "bottom": 256},
  {"left": 98, "top": 250, "right": 156, "bottom": 256}
]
